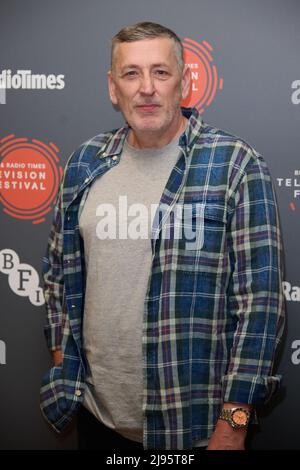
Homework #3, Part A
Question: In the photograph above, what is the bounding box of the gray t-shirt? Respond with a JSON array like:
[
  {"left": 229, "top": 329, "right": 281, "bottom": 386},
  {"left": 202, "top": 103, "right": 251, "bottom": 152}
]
[{"left": 79, "top": 136, "right": 207, "bottom": 447}]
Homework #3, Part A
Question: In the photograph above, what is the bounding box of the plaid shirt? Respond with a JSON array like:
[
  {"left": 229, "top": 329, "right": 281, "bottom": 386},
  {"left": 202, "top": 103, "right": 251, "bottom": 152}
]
[{"left": 40, "top": 107, "right": 285, "bottom": 449}]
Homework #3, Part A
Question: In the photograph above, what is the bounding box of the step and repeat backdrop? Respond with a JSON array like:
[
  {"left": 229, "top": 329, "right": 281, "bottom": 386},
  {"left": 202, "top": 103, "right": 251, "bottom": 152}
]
[{"left": 0, "top": 0, "right": 299, "bottom": 450}]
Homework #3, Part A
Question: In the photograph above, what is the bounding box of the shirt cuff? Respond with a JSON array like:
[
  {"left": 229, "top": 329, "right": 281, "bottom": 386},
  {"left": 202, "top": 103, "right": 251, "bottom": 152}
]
[{"left": 221, "top": 373, "right": 282, "bottom": 405}]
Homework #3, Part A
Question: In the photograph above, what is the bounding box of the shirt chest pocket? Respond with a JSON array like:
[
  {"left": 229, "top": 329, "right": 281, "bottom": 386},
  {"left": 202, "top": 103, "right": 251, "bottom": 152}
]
[{"left": 166, "top": 201, "right": 228, "bottom": 273}]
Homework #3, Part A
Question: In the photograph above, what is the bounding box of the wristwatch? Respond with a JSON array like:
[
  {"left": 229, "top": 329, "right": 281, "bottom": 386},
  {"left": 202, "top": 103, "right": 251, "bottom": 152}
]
[{"left": 219, "top": 407, "right": 250, "bottom": 429}]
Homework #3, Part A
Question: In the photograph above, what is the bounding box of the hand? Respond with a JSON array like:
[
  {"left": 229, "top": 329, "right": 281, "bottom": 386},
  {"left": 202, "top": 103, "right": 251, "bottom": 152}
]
[
  {"left": 207, "top": 419, "right": 247, "bottom": 450},
  {"left": 52, "top": 349, "right": 63, "bottom": 366}
]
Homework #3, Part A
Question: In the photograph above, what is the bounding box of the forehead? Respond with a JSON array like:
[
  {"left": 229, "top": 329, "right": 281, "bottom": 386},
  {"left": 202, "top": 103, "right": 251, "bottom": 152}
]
[{"left": 113, "top": 37, "right": 177, "bottom": 69}]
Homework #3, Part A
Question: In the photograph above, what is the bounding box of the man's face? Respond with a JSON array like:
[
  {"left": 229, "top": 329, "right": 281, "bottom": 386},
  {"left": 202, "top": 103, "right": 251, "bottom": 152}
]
[{"left": 108, "top": 37, "right": 190, "bottom": 138}]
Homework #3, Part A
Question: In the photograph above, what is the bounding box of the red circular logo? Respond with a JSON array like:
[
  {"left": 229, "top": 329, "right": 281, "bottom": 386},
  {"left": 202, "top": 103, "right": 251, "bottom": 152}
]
[
  {"left": 181, "top": 38, "right": 223, "bottom": 112},
  {"left": 0, "top": 135, "right": 63, "bottom": 224}
]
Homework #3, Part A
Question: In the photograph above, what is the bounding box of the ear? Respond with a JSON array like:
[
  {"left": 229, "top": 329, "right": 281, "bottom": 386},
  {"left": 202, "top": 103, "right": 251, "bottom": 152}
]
[
  {"left": 107, "top": 70, "right": 118, "bottom": 106},
  {"left": 181, "top": 65, "right": 191, "bottom": 100}
]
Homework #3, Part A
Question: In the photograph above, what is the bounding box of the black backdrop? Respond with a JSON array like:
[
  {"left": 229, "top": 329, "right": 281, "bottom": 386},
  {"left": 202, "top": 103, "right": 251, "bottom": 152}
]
[{"left": 0, "top": 0, "right": 299, "bottom": 449}]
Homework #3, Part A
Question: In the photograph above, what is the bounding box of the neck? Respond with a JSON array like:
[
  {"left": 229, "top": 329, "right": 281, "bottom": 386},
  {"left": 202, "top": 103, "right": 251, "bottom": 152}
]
[{"left": 127, "top": 112, "right": 188, "bottom": 149}]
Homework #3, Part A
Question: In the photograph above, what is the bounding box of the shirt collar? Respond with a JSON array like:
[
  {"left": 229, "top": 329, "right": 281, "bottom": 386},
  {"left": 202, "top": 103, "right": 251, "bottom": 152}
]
[
  {"left": 96, "top": 107, "right": 202, "bottom": 159},
  {"left": 179, "top": 107, "right": 203, "bottom": 150}
]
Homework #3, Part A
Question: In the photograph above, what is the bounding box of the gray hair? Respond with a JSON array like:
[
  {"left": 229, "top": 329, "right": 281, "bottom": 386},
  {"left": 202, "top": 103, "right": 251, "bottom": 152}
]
[{"left": 111, "top": 21, "right": 184, "bottom": 71}]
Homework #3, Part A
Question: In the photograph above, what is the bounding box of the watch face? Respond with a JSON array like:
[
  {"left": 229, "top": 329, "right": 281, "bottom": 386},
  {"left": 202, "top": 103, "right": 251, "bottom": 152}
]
[{"left": 232, "top": 409, "right": 248, "bottom": 426}]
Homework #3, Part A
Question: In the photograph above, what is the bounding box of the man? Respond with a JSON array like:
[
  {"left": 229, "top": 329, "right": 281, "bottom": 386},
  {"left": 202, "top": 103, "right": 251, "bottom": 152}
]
[{"left": 40, "top": 22, "right": 285, "bottom": 450}]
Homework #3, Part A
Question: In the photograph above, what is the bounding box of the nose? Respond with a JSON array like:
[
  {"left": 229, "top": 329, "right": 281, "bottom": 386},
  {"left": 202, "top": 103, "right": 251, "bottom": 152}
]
[{"left": 139, "top": 72, "right": 155, "bottom": 95}]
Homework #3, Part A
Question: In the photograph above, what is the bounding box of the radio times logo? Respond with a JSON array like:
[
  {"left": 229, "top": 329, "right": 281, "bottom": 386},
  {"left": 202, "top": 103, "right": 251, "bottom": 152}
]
[
  {"left": 0, "top": 69, "right": 65, "bottom": 104},
  {"left": 276, "top": 170, "right": 300, "bottom": 211},
  {"left": 283, "top": 281, "right": 300, "bottom": 302},
  {"left": 285, "top": 280, "right": 300, "bottom": 366},
  {"left": 0, "top": 135, "right": 63, "bottom": 224},
  {"left": 181, "top": 38, "right": 223, "bottom": 112}
]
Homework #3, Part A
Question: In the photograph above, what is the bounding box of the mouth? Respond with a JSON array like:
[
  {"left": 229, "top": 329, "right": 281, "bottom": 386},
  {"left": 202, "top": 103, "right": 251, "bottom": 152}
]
[{"left": 136, "top": 104, "right": 161, "bottom": 113}]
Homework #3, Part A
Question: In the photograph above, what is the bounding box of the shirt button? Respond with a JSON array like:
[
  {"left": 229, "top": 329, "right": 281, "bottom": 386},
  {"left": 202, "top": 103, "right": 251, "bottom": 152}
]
[
  {"left": 75, "top": 390, "right": 82, "bottom": 397},
  {"left": 112, "top": 155, "right": 118, "bottom": 161},
  {"left": 102, "top": 152, "right": 107, "bottom": 157},
  {"left": 84, "top": 178, "right": 89, "bottom": 183}
]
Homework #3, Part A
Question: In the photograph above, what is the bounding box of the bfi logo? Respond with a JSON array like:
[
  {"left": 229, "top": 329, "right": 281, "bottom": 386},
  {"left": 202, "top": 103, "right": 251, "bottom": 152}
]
[{"left": 0, "top": 249, "right": 44, "bottom": 306}]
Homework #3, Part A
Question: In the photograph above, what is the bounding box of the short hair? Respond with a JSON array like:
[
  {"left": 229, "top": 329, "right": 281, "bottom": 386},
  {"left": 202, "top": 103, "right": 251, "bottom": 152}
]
[{"left": 111, "top": 21, "right": 184, "bottom": 71}]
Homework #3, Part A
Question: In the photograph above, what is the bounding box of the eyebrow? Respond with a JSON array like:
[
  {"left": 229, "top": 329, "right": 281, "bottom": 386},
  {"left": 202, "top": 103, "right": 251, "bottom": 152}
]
[{"left": 120, "top": 62, "right": 170, "bottom": 71}]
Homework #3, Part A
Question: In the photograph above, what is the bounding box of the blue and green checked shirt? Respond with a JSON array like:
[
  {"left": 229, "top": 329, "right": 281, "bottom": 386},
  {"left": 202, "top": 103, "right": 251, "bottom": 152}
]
[{"left": 40, "top": 107, "right": 285, "bottom": 449}]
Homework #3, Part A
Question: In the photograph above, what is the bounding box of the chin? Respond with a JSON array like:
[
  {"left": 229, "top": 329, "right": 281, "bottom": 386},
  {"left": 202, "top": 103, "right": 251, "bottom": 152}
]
[
  {"left": 135, "top": 119, "right": 165, "bottom": 133},
  {"left": 141, "top": 125, "right": 162, "bottom": 132}
]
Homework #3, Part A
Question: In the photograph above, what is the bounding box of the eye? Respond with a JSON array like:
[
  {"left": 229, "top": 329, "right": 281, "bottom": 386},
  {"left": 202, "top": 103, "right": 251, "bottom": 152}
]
[
  {"left": 124, "top": 70, "right": 138, "bottom": 78},
  {"left": 154, "top": 69, "right": 169, "bottom": 79}
]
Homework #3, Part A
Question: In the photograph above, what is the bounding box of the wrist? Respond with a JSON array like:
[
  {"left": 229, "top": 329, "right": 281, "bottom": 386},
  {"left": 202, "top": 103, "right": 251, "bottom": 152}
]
[
  {"left": 223, "top": 402, "right": 253, "bottom": 412},
  {"left": 216, "top": 418, "right": 247, "bottom": 435},
  {"left": 219, "top": 403, "right": 252, "bottom": 430},
  {"left": 52, "top": 349, "right": 63, "bottom": 366},
  {"left": 208, "top": 419, "right": 247, "bottom": 450}
]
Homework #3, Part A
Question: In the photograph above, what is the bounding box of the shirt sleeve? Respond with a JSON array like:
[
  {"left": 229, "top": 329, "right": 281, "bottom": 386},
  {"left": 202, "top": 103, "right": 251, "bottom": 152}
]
[
  {"left": 221, "top": 153, "right": 285, "bottom": 405},
  {"left": 42, "top": 180, "right": 65, "bottom": 352}
]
